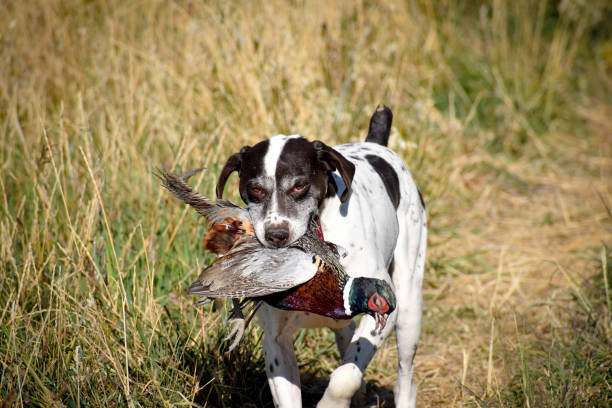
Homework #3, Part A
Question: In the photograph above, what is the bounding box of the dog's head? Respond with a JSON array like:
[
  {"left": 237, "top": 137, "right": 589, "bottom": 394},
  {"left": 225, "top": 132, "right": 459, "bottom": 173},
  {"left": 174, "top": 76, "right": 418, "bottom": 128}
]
[{"left": 216, "top": 135, "right": 355, "bottom": 248}]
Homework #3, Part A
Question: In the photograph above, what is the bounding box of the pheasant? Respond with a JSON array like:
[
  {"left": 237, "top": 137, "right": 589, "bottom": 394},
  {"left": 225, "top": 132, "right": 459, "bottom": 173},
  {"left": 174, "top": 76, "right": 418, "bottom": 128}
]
[{"left": 157, "top": 166, "right": 396, "bottom": 351}]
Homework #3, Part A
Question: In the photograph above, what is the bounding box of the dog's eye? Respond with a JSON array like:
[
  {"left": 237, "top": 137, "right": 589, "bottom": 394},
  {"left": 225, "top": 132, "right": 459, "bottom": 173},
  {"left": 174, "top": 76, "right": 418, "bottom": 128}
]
[
  {"left": 247, "top": 186, "right": 266, "bottom": 201},
  {"left": 290, "top": 183, "right": 309, "bottom": 197}
]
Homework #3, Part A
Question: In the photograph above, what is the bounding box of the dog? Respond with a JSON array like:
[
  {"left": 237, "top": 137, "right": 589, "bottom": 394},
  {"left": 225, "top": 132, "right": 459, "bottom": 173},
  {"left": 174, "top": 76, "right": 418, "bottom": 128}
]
[{"left": 215, "top": 106, "right": 427, "bottom": 408}]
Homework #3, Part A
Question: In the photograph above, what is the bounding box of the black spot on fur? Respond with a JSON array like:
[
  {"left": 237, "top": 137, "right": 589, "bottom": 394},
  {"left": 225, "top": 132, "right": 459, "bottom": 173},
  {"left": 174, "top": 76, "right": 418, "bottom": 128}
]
[
  {"left": 365, "top": 155, "right": 400, "bottom": 209},
  {"left": 417, "top": 188, "right": 426, "bottom": 210},
  {"left": 274, "top": 358, "right": 279, "bottom": 367}
]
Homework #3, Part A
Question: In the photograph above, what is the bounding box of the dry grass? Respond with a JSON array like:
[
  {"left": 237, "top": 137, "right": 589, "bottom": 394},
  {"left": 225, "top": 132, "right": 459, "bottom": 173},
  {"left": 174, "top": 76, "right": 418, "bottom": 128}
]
[{"left": 0, "top": 0, "right": 610, "bottom": 406}]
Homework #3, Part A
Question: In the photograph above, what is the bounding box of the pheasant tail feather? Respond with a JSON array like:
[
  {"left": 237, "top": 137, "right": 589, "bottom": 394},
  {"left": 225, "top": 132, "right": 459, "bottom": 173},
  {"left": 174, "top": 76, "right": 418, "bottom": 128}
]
[{"left": 156, "top": 166, "right": 217, "bottom": 219}]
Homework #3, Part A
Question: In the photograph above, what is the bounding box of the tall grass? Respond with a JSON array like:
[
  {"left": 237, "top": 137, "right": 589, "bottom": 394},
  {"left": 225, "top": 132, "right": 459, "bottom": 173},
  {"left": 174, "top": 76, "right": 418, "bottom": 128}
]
[{"left": 0, "top": 0, "right": 610, "bottom": 406}]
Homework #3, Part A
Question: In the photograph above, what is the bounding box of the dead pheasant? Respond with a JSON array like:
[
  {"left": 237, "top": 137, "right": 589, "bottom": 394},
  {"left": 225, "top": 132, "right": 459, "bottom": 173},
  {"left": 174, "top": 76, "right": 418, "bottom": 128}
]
[{"left": 157, "top": 166, "right": 396, "bottom": 351}]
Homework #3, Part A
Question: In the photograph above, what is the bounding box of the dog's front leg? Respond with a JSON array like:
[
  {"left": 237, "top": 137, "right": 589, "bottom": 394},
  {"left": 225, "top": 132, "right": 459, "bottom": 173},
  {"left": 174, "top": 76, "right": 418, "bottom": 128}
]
[
  {"left": 258, "top": 305, "right": 302, "bottom": 408},
  {"left": 317, "top": 310, "right": 398, "bottom": 408},
  {"left": 331, "top": 320, "right": 356, "bottom": 360},
  {"left": 263, "top": 333, "right": 301, "bottom": 407}
]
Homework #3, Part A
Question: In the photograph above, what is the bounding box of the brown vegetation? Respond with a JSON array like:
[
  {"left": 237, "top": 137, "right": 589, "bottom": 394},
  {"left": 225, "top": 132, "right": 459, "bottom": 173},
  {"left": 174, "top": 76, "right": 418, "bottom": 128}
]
[{"left": 0, "top": 1, "right": 610, "bottom": 406}]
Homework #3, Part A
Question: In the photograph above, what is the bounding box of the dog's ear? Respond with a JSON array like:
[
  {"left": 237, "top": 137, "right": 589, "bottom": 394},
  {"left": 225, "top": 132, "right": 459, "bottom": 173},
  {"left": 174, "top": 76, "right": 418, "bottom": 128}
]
[
  {"left": 216, "top": 146, "right": 250, "bottom": 199},
  {"left": 313, "top": 141, "right": 355, "bottom": 203}
]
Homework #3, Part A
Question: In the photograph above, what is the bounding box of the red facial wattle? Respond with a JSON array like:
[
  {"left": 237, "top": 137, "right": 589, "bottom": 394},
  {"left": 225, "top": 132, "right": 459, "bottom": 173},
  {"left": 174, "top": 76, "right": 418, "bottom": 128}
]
[
  {"left": 315, "top": 218, "right": 325, "bottom": 241},
  {"left": 367, "top": 292, "right": 390, "bottom": 314}
]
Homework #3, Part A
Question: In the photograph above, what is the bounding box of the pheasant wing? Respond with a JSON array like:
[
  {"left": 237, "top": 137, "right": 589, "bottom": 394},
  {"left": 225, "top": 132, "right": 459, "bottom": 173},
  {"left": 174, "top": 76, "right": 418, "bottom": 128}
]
[{"left": 188, "top": 237, "right": 319, "bottom": 298}]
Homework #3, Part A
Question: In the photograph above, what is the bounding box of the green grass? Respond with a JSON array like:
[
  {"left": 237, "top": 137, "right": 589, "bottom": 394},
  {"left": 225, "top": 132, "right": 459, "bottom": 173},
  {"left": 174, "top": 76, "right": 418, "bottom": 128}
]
[
  {"left": 502, "top": 247, "right": 612, "bottom": 408},
  {"left": 0, "top": 0, "right": 611, "bottom": 406}
]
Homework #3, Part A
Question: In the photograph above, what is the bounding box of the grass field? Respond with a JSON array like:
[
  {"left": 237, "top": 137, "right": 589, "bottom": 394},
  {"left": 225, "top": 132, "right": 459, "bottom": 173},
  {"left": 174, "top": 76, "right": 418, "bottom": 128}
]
[{"left": 1, "top": 0, "right": 611, "bottom": 406}]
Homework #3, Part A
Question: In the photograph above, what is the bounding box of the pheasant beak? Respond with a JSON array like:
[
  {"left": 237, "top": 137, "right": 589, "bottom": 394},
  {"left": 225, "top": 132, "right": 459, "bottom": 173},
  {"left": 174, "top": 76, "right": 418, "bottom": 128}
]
[{"left": 374, "top": 312, "right": 388, "bottom": 332}]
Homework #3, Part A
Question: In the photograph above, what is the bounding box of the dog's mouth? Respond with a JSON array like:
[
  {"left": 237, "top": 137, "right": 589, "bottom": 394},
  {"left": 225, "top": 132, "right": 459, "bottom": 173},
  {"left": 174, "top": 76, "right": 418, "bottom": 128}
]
[{"left": 374, "top": 312, "right": 388, "bottom": 332}]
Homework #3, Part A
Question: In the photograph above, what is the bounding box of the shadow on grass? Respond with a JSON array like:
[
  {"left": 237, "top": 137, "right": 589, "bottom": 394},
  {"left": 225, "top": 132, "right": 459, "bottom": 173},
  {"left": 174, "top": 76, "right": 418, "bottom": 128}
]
[
  {"left": 302, "top": 373, "right": 395, "bottom": 408},
  {"left": 182, "top": 354, "right": 395, "bottom": 407},
  {"left": 178, "top": 334, "right": 395, "bottom": 407},
  {"left": 170, "top": 301, "right": 397, "bottom": 407},
  {"left": 177, "top": 331, "right": 272, "bottom": 407}
]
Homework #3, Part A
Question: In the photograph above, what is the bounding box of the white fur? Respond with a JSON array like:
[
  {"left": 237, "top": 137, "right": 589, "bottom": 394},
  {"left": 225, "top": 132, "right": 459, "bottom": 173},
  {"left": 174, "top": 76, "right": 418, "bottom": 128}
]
[
  {"left": 263, "top": 135, "right": 300, "bottom": 177},
  {"left": 262, "top": 135, "right": 292, "bottom": 228},
  {"left": 255, "top": 134, "right": 307, "bottom": 246},
  {"left": 257, "top": 141, "right": 427, "bottom": 408}
]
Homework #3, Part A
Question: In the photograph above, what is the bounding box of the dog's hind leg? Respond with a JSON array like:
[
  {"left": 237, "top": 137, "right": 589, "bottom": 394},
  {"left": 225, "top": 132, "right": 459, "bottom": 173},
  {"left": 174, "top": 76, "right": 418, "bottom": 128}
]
[{"left": 391, "top": 199, "right": 427, "bottom": 408}]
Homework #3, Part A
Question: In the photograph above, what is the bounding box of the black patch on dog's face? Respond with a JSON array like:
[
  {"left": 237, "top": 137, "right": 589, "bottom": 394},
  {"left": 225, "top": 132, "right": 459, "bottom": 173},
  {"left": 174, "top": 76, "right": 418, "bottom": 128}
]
[
  {"left": 276, "top": 137, "right": 329, "bottom": 206},
  {"left": 236, "top": 141, "right": 269, "bottom": 202},
  {"left": 365, "top": 154, "right": 400, "bottom": 209},
  {"left": 218, "top": 135, "right": 354, "bottom": 247},
  {"left": 237, "top": 137, "right": 330, "bottom": 247}
]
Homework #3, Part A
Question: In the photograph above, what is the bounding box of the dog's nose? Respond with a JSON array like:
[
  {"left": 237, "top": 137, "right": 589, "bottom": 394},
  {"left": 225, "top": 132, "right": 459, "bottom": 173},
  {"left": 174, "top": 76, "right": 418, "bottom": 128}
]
[{"left": 265, "top": 227, "right": 289, "bottom": 247}]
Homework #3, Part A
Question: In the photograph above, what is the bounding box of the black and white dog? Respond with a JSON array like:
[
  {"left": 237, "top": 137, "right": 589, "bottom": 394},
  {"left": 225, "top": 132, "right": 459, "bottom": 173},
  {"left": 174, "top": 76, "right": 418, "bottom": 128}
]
[{"left": 216, "top": 107, "right": 427, "bottom": 408}]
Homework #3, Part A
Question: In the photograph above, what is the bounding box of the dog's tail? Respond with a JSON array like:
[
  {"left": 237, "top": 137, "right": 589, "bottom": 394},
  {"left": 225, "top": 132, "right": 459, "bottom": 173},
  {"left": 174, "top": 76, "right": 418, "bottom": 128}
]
[{"left": 365, "top": 105, "right": 393, "bottom": 146}]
